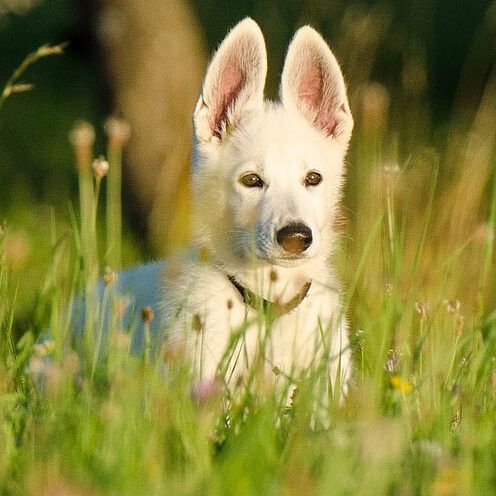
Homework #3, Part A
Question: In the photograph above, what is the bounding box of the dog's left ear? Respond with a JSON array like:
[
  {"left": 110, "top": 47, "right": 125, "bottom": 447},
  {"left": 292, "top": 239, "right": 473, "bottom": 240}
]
[{"left": 280, "top": 26, "right": 353, "bottom": 144}]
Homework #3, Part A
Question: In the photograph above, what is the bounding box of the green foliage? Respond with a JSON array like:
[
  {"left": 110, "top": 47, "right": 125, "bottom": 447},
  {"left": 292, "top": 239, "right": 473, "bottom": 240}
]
[{"left": 1, "top": 3, "right": 496, "bottom": 494}]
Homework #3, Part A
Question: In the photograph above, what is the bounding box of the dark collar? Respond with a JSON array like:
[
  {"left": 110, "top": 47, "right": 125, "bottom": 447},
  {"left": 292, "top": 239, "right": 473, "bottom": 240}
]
[{"left": 227, "top": 275, "right": 311, "bottom": 319}]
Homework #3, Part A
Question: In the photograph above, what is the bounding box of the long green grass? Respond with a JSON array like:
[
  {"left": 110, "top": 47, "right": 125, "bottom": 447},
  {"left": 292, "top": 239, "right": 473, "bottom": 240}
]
[{"left": 1, "top": 23, "right": 496, "bottom": 495}]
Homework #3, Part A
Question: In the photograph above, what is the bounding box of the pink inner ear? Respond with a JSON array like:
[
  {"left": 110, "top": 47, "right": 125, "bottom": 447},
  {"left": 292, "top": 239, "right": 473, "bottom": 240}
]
[
  {"left": 210, "top": 60, "right": 246, "bottom": 139},
  {"left": 315, "top": 108, "right": 338, "bottom": 137},
  {"left": 297, "top": 59, "right": 339, "bottom": 137},
  {"left": 297, "top": 63, "right": 323, "bottom": 109}
]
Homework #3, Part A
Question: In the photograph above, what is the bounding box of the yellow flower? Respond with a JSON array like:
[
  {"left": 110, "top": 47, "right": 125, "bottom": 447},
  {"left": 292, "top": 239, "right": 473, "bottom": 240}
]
[{"left": 390, "top": 375, "right": 413, "bottom": 394}]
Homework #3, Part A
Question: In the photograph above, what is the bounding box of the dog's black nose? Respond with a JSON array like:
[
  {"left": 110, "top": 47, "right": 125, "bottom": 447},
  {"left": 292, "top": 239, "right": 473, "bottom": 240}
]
[{"left": 276, "top": 223, "right": 313, "bottom": 254}]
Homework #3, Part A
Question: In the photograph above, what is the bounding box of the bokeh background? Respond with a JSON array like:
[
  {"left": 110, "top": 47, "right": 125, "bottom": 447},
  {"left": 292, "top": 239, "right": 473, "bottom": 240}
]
[{"left": 1, "top": 0, "right": 495, "bottom": 324}]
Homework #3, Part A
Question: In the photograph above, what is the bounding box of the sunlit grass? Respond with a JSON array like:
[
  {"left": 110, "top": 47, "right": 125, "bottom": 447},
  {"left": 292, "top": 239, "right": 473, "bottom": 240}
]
[{"left": 1, "top": 15, "right": 496, "bottom": 496}]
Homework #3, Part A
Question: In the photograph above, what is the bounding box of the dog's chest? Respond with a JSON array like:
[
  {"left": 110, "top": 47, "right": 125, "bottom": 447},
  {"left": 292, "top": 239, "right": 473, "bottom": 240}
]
[{"left": 165, "top": 269, "right": 344, "bottom": 380}]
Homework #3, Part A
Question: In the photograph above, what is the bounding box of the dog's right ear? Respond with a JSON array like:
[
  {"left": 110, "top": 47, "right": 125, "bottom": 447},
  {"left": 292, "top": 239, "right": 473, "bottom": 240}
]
[{"left": 194, "top": 18, "right": 267, "bottom": 144}]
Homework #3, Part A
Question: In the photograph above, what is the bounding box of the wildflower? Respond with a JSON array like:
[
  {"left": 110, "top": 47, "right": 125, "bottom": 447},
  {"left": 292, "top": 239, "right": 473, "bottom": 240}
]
[
  {"left": 92, "top": 156, "right": 109, "bottom": 178},
  {"left": 104, "top": 116, "right": 131, "bottom": 148},
  {"left": 390, "top": 375, "right": 413, "bottom": 394},
  {"left": 191, "top": 378, "right": 222, "bottom": 405}
]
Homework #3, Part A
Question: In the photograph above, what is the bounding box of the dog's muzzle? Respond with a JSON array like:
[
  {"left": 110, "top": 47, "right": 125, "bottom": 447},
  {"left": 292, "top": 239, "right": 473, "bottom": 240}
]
[{"left": 276, "top": 223, "right": 313, "bottom": 255}]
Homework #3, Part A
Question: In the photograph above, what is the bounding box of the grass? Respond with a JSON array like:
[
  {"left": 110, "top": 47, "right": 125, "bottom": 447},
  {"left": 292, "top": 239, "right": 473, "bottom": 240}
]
[{"left": 1, "top": 29, "right": 496, "bottom": 496}]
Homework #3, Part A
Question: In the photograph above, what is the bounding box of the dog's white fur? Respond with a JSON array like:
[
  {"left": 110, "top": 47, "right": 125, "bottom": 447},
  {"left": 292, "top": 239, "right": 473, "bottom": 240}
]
[{"left": 112, "top": 19, "right": 353, "bottom": 393}]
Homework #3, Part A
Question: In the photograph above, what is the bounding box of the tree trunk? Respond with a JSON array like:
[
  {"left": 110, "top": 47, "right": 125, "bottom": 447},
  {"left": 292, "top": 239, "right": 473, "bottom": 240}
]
[{"left": 94, "top": 0, "right": 206, "bottom": 255}]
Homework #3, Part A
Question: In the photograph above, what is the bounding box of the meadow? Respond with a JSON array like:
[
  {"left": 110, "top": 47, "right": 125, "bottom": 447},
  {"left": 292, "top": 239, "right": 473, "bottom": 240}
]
[{"left": 1, "top": 10, "right": 496, "bottom": 495}]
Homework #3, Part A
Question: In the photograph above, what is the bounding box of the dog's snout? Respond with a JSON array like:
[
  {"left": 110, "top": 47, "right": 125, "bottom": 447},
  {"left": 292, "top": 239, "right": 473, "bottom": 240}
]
[{"left": 276, "top": 223, "right": 313, "bottom": 254}]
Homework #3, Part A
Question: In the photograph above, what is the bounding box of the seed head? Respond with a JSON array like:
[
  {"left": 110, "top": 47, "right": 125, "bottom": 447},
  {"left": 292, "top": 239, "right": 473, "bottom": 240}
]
[
  {"left": 92, "top": 156, "right": 109, "bottom": 178},
  {"left": 192, "top": 313, "right": 202, "bottom": 332},
  {"left": 443, "top": 299, "right": 460, "bottom": 314},
  {"left": 37, "top": 42, "right": 68, "bottom": 57},
  {"left": 104, "top": 116, "right": 131, "bottom": 148},
  {"left": 385, "top": 349, "right": 400, "bottom": 374},
  {"left": 141, "top": 306, "right": 154, "bottom": 323},
  {"left": 414, "top": 302, "right": 429, "bottom": 320},
  {"left": 69, "top": 121, "right": 95, "bottom": 172},
  {"left": 69, "top": 121, "right": 95, "bottom": 149},
  {"left": 2, "top": 83, "right": 33, "bottom": 98}
]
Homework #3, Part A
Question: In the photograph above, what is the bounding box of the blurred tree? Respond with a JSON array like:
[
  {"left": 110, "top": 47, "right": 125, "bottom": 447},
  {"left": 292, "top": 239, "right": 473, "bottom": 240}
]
[{"left": 88, "top": 0, "right": 206, "bottom": 255}]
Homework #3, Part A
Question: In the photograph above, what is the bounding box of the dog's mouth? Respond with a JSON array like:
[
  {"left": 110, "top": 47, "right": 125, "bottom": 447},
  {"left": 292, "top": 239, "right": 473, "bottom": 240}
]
[
  {"left": 260, "top": 250, "right": 315, "bottom": 267},
  {"left": 235, "top": 246, "right": 312, "bottom": 267}
]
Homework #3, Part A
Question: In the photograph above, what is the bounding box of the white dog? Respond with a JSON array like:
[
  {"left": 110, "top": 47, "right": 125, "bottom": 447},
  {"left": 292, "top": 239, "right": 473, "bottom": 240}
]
[{"left": 97, "top": 18, "right": 354, "bottom": 396}]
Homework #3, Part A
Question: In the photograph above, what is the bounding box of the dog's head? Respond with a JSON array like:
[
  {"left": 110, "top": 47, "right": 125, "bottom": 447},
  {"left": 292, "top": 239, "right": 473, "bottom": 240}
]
[{"left": 192, "top": 18, "right": 353, "bottom": 269}]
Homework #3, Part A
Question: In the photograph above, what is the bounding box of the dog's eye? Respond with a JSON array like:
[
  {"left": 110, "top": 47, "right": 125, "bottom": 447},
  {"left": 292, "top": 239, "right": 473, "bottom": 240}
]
[
  {"left": 304, "top": 171, "right": 322, "bottom": 187},
  {"left": 240, "top": 173, "right": 264, "bottom": 188}
]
